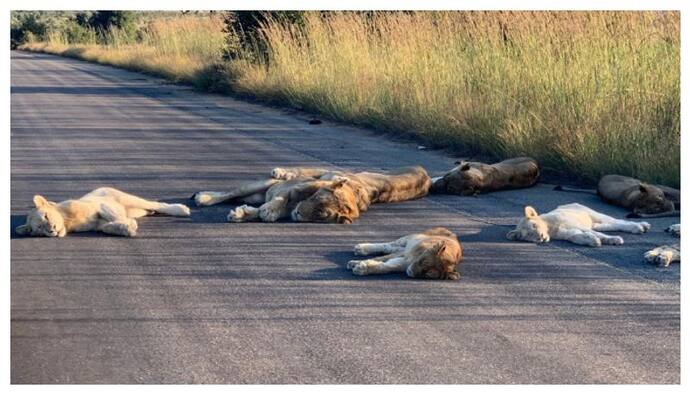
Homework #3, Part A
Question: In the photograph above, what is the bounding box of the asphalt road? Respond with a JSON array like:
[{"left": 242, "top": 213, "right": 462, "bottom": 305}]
[{"left": 10, "top": 51, "right": 680, "bottom": 384}]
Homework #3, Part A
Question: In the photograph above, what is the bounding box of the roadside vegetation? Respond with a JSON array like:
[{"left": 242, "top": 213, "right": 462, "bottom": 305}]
[{"left": 14, "top": 11, "right": 680, "bottom": 187}]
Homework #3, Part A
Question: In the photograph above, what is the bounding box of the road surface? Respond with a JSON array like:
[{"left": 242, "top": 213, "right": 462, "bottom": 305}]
[{"left": 10, "top": 51, "right": 680, "bottom": 384}]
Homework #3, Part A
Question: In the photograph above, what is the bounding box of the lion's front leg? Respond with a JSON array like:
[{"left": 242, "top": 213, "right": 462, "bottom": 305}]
[
  {"left": 97, "top": 202, "right": 138, "bottom": 236},
  {"left": 350, "top": 256, "right": 409, "bottom": 276},
  {"left": 271, "top": 167, "right": 332, "bottom": 180},
  {"left": 259, "top": 196, "right": 288, "bottom": 222},
  {"left": 228, "top": 205, "right": 261, "bottom": 222},
  {"left": 194, "top": 179, "right": 278, "bottom": 207}
]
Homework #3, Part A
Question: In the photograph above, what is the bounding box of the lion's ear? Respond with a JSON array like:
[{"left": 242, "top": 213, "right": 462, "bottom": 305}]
[
  {"left": 16, "top": 224, "right": 31, "bottom": 235},
  {"left": 33, "top": 195, "right": 48, "bottom": 208},
  {"left": 459, "top": 163, "right": 471, "bottom": 171},
  {"left": 638, "top": 184, "right": 649, "bottom": 194},
  {"left": 336, "top": 214, "right": 353, "bottom": 224},
  {"left": 435, "top": 243, "right": 447, "bottom": 255},
  {"left": 506, "top": 230, "right": 520, "bottom": 240},
  {"left": 332, "top": 178, "right": 349, "bottom": 189},
  {"left": 524, "top": 206, "right": 538, "bottom": 218}
]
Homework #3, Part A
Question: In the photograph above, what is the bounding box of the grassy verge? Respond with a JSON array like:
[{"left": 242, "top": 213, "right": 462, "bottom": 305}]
[{"left": 20, "top": 11, "right": 680, "bottom": 187}]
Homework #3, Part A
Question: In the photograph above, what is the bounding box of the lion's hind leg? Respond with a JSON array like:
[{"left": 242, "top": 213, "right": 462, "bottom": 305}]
[
  {"left": 592, "top": 219, "right": 650, "bottom": 234},
  {"left": 95, "top": 188, "right": 190, "bottom": 217},
  {"left": 354, "top": 236, "right": 409, "bottom": 256},
  {"left": 350, "top": 255, "right": 408, "bottom": 276}
]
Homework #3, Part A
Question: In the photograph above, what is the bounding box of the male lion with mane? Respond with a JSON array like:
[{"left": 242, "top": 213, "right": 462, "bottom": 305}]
[
  {"left": 193, "top": 166, "right": 432, "bottom": 224},
  {"left": 16, "top": 187, "right": 191, "bottom": 237},
  {"left": 347, "top": 227, "right": 462, "bottom": 279}
]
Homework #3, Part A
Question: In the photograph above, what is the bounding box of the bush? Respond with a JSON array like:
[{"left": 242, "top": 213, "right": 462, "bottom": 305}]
[
  {"left": 222, "top": 11, "right": 306, "bottom": 61},
  {"left": 11, "top": 12, "right": 49, "bottom": 48},
  {"left": 86, "top": 11, "right": 138, "bottom": 44}
]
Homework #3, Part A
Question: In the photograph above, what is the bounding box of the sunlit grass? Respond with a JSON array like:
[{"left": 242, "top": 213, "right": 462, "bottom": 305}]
[{"left": 21, "top": 11, "right": 680, "bottom": 187}]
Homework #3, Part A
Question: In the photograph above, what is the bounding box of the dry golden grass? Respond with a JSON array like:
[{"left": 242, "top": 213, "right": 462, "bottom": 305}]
[
  {"left": 23, "top": 14, "right": 225, "bottom": 84},
  {"left": 21, "top": 11, "right": 680, "bottom": 186}
]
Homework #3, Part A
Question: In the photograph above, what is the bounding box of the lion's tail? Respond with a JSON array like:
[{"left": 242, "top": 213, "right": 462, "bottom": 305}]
[{"left": 553, "top": 185, "right": 596, "bottom": 194}]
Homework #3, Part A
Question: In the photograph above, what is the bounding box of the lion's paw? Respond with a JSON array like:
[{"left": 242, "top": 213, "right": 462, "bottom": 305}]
[
  {"left": 639, "top": 222, "right": 651, "bottom": 233},
  {"left": 228, "top": 205, "right": 248, "bottom": 222},
  {"left": 666, "top": 224, "right": 680, "bottom": 237},
  {"left": 173, "top": 203, "right": 191, "bottom": 217},
  {"left": 644, "top": 249, "right": 659, "bottom": 264},
  {"left": 347, "top": 259, "right": 361, "bottom": 270},
  {"left": 352, "top": 262, "right": 370, "bottom": 275},
  {"left": 271, "top": 167, "right": 296, "bottom": 180},
  {"left": 194, "top": 192, "right": 214, "bottom": 207},
  {"left": 353, "top": 244, "right": 368, "bottom": 256},
  {"left": 606, "top": 236, "right": 624, "bottom": 246}
]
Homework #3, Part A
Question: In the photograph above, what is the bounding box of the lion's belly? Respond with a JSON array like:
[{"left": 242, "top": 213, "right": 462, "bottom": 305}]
[{"left": 548, "top": 209, "right": 595, "bottom": 231}]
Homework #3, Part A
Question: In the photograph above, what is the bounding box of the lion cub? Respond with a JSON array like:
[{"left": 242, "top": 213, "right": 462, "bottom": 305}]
[
  {"left": 16, "top": 187, "right": 191, "bottom": 237},
  {"left": 347, "top": 227, "right": 462, "bottom": 280},
  {"left": 506, "top": 203, "right": 650, "bottom": 247},
  {"left": 644, "top": 224, "right": 680, "bottom": 267}
]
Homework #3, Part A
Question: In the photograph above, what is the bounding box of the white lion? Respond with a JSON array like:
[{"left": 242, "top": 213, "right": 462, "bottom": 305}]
[
  {"left": 15, "top": 187, "right": 191, "bottom": 237},
  {"left": 506, "top": 203, "right": 650, "bottom": 247}
]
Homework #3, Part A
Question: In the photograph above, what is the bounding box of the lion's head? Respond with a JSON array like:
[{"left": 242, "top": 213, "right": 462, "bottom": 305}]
[
  {"left": 291, "top": 178, "right": 360, "bottom": 224},
  {"left": 431, "top": 161, "right": 483, "bottom": 195},
  {"left": 506, "top": 206, "right": 550, "bottom": 243},
  {"left": 16, "top": 195, "right": 67, "bottom": 237},
  {"left": 406, "top": 241, "right": 462, "bottom": 280},
  {"left": 631, "top": 184, "right": 675, "bottom": 215}
]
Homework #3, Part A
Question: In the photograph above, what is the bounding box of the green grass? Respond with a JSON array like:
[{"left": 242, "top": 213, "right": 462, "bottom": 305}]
[{"left": 20, "top": 11, "right": 680, "bottom": 187}]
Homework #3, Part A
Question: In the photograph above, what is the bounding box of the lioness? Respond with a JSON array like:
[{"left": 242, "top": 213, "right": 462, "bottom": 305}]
[
  {"left": 506, "top": 203, "right": 650, "bottom": 247},
  {"left": 347, "top": 227, "right": 462, "bottom": 279},
  {"left": 598, "top": 175, "right": 679, "bottom": 218},
  {"left": 430, "top": 157, "right": 539, "bottom": 196},
  {"left": 193, "top": 166, "right": 432, "bottom": 224},
  {"left": 644, "top": 224, "right": 680, "bottom": 267},
  {"left": 15, "top": 187, "right": 191, "bottom": 237},
  {"left": 555, "top": 175, "right": 679, "bottom": 218}
]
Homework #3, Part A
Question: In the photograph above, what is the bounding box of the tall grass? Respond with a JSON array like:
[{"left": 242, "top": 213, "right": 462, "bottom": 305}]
[
  {"left": 23, "top": 14, "right": 225, "bottom": 84},
  {"left": 21, "top": 11, "right": 680, "bottom": 187}
]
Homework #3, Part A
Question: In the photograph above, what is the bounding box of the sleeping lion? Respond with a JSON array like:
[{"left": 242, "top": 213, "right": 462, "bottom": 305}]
[
  {"left": 599, "top": 175, "right": 679, "bottom": 218},
  {"left": 431, "top": 157, "right": 539, "bottom": 196},
  {"left": 193, "top": 166, "right": 432, "bottom": 224},
  {"left": 644, "top": 224, "right": 680, "bottom": 267},
  {"left": 555, "top": 175, "right": 679, "bottom": 218},
  {"left": 15, "top": 187, "right": 191, "bottom": 237},
  {"left": 347, "top": 227, "right": 462, "bottom": 279},
  {"left": 506, "top": 203, "right": 650, "bottom": 247}
]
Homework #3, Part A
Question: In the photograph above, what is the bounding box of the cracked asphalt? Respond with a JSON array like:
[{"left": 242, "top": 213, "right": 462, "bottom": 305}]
[{"left": 10, "top": 51, "right": 679, "bottom": 383}]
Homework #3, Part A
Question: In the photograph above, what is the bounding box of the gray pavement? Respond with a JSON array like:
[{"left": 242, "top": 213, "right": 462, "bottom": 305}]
[{"left": 10, "top": 51, "right": 679, "bottom": 384}]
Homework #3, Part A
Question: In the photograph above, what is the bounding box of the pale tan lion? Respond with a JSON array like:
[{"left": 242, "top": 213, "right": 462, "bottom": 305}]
[
  {"left": 193, "top": 166, "right": 432, "bottom": 224},
  {"left": 347, "top": 227, "right": 462, "bottom": 279},
  {"left": 644, "top": 224, "right": 680, "bottom": 267},
  {"left": 16, "top": 187, "right": 191, "bottom": 237},
  {"left": 506, "top": 203, "right": 650, "bottom": 247},
  {"left": 431, "top": 157, "right": 539, "bottom": 196}
]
